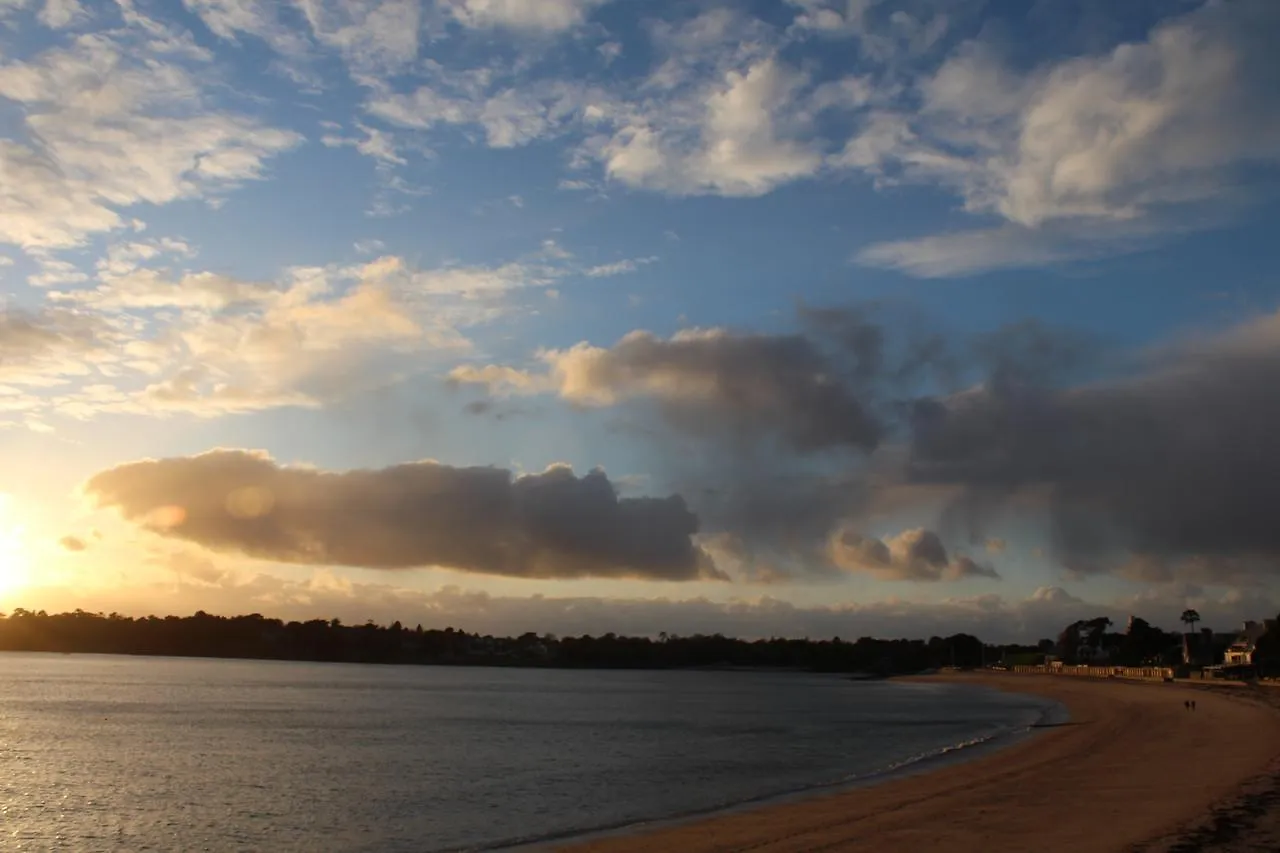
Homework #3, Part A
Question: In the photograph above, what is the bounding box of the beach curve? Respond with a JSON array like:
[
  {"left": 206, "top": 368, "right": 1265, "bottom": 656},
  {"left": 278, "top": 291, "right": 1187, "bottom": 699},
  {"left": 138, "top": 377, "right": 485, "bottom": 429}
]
[{"left": 556, "top": 674, "right": 1280, "bottom": 853}]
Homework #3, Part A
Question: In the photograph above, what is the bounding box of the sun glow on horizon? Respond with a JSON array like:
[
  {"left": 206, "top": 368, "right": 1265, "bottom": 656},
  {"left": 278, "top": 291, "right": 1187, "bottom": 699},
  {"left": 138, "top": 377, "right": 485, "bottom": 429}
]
[{"left": 0, "top": 494, "right": 32, "bottom": 598}]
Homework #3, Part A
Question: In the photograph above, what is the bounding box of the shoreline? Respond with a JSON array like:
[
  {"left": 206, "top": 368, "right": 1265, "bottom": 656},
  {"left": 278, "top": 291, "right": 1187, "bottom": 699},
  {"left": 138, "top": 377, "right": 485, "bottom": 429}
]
[
  {"left": 502, "top": 682, "right": 1065, "bottom": 853},
  {"left": 554, "top": 673, "right": 1280, "bottom": 853}
]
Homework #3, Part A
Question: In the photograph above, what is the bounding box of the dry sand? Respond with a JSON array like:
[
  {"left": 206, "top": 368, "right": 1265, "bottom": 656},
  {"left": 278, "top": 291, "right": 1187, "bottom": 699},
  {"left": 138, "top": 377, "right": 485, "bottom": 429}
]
[{"left": 559, "top": 674, "right": 1280, "bottom": 853}]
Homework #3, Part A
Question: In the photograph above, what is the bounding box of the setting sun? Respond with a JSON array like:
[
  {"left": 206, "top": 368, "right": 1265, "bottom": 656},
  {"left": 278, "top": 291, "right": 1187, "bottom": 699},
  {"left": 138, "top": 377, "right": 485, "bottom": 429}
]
[{"left": 0, "top": 494, "right": 31, "bottom": 596}]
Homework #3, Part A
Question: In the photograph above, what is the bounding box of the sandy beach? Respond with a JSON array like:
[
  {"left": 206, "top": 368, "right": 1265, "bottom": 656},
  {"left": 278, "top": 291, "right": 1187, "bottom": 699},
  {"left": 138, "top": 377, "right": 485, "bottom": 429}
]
[{"left": 560, "top": 674, "right": 1280, "bottom": 853}]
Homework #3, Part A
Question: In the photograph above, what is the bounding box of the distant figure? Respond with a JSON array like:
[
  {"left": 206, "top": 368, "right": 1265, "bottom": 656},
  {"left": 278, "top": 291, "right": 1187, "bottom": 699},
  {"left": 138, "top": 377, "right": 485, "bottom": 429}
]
[
  {"left": 1192, "top": 699, "right": 1197, "bottom": 711},
  {"left": 1184, "top": 700, "right": 1190, "bottom": 710}
]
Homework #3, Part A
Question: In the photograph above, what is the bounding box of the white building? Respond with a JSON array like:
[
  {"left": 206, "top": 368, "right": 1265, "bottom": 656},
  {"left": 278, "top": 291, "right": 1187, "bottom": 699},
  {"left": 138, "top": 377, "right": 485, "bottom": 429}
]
[{"left": 1223, "top": 620, "right": 1272, "bottom": 666}]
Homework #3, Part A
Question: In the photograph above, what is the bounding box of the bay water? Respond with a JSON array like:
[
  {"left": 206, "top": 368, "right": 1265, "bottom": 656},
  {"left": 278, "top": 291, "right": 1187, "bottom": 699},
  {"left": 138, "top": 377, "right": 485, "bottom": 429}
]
[{"left": 0, "top": 653, "right": 1056, "bottom": 851}]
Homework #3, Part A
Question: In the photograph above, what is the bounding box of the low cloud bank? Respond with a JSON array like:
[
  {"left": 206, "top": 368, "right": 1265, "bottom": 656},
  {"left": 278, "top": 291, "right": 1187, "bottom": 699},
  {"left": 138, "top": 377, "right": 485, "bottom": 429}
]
[{"left": 85, "top": 450, "right": 721, "bottom": 582}]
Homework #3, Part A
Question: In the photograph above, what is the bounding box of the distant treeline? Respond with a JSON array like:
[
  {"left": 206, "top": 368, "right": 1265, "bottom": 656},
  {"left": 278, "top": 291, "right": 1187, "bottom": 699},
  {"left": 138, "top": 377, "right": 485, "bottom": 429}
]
[{"left": 0, "top": 608, "right": 1040, "bottom": 673}]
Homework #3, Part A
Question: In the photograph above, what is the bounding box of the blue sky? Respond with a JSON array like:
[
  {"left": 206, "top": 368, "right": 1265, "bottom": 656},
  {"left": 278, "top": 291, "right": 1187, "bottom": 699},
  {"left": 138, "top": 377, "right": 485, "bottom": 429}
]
[{"left": 0, "top": 0, "right": 1278, "bottom": 641}]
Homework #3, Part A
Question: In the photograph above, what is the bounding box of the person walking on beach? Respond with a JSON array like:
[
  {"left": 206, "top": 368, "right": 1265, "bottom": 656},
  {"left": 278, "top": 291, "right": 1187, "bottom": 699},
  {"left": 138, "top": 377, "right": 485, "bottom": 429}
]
[{"left": 1184, "top": 700, "right": 1190, "bottom": 710}]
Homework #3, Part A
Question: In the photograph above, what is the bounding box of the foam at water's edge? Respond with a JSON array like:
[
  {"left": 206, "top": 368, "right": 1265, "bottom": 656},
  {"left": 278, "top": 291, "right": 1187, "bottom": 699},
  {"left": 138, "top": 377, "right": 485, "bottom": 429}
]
[{"left": 478, "top": 688, "right": 1068, "bottom": 853}]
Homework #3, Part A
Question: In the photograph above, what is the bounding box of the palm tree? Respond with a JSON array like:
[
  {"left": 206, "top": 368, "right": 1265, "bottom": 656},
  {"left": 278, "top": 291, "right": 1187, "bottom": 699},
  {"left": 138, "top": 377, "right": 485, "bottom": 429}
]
[{"left": 1181, "top": 609, "right": 1201, "bottom": 634}]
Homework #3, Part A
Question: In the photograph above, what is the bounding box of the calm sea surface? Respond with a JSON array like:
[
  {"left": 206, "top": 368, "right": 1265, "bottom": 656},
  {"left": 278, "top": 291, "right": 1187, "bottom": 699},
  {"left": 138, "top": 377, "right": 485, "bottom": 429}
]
[{"left": 0, "top": 654, "right": 1056, "bottom": 851}]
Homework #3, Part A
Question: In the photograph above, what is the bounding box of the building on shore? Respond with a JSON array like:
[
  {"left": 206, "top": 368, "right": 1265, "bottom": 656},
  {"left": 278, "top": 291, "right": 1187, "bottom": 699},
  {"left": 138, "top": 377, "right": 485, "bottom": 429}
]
[
  {"left": 1182, "top": 627, "right": 1239, "bottom": 667},
  {"left": 1222, "top": 620, "right": 1274, "bottom": 666}
]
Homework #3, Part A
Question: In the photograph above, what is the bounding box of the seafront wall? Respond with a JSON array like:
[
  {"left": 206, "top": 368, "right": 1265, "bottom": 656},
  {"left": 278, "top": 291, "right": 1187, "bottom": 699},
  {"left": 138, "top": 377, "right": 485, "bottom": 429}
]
[{"left": 1010, "top": 664, "right": 1174, "bottom": 681}]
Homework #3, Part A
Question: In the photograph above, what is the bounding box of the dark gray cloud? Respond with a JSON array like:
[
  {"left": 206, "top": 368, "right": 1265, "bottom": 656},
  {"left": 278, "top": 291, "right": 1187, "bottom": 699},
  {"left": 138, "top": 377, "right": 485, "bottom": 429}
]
[
  {"left": 562, "top": 326, "right": 886, "bottom": 452},
  {"left": 452, "top": 303, "right": 1280, "bottom": 585},
  {"left": 462, "top": 399, "right": 538, "bottom": 421},
  {"left": 453, "top": 305, "right": 954, "bottom": 455},
  {"left": 907, "top": 311, "right": 1280, "bottom": 577},
  {"left": 85, "top": 450, "right": 721, "bottom": 582},
  {"left": 450, "top": 310, "right": 1097, "bottom": 581}
]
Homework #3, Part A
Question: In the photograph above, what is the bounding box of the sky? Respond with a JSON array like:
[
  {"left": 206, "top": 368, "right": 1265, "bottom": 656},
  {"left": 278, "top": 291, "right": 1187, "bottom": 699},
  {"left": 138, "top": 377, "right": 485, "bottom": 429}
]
[{"left": 1, "top": 0, "right": 1279, "bottom": 643}]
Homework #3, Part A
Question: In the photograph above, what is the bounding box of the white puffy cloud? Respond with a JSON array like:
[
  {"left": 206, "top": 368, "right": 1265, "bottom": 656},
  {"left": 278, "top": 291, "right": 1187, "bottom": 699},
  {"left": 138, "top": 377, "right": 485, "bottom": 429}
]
[
  {"left": 75, "top": 259, "right": 462, "bottom": 417},
  {"left": 0, "top": 305, "right": 119, "bottom": 389},
  {"left": 852, "top": 0, "right": 1280, "bottom": 274},
  {"left": 15, "top": 242, "right": 581, "bottom": 422},
  {"left": 599, "top": 57, "right": 823, "bottom": 197},
  {"left": 0, "top": 32, "right": 300, "bottom": 249},
  {"left": 293, "top": 0, "right": 421, "bottom": 79},
  {"left": 854, "top": 225, "right": 1123, "bottom": 278},
  {"left": 0, "top": 140, "right": 123, "bottom": 249},
  {"left": 368, "top": 0, "right": 1280, "bottom": 267},
  {"left": 51, "top": 268, "right": 279, "bottom": 311},
  {"left": 448, "top": 363, "right": 554, "bottom": 396},
  {"left": 182, "top": 0, "right": 312, "bottom": 55},
  {"left": 442, "top": 0, "right": 609, "bottom": 33},
  {"left": 368, "top": 8, "right": 829, "bottom": 196},
  {"left": 583, "top": 256, "right": 657, "bottom": 278},
  {"left": 321, "top": 122, "right": 406, "bottom": 165},
  {"left": 93, "top": 238, "right": 195, "bottom": 278},
  {"left": 27, "top": 256, "right": 91, "bottom": 288},
  {"left": 367, "top": 72, "right": 591, "bottom": 149},
  {"left": 38, "top": 0, "right": 86, "bottom": 29}
]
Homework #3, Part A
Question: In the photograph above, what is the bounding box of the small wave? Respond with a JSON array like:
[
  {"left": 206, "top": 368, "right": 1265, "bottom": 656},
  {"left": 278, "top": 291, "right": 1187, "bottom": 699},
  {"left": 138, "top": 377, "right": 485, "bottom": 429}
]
[{"left": 851, "top": 727, "right": 1012, "bottom": 782}]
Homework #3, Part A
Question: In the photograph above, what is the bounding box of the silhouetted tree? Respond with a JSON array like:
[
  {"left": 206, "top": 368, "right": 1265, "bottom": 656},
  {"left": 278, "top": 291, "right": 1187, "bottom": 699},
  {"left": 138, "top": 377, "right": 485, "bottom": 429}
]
[
  {"left": 1253, "top": 616, "right": 1280, "bottom": 677},
  {"left": 0, "top": 607, "right": 1208, "bottom": 675}
]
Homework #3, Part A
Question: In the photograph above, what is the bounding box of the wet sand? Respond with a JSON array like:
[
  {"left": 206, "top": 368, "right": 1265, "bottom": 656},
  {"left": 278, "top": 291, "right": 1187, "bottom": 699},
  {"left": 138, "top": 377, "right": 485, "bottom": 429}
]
[{"left": 559, "top": 674, "right": 1280, "bottom": 853}]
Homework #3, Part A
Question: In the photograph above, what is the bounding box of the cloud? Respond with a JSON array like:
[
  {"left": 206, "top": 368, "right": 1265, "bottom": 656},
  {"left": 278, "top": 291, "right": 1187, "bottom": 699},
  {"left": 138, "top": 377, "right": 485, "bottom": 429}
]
[
  {"left": 38, "top": 0, "right": 86, "bottom": 29},
  {"left": 320, "top": 122, "right": 407, "bottom": 165},
  {"left": 366, "top": 7, "right": 828, "bottom": 197},
  {"left": 854, "top": 225, "right": 1135, "bottom": 278},
  {"left": 449, "top": 307, "right": 969, "bottom": 581},
  {"left": 597, "top": 56, "right": 824, "bottom": 197},
  {"left": 584, "top": 256, "right": 658, "bottom": 278},
  {"left": 58, "top": 534, "right": 87, "bottom": 551},
  {"left": 294, "top": 0, "right": 421, "bottom": 79},
  {"left": 442, "top": 0, "right": 610, "bottom": 33},
  {"left": 905, "top": 306, "right": 1280, "bottom": 580},
  {"left": 786, "top": 0, "right": 955, "bottom": 54},
  {"left": 0, "top": 305, "right": 115, "bottom": 388},
  {"left": 829, "top": 526, "right": 998, "bottom": 582},
  {"left": 0, "top": 234, "right": 581, "bottom": 422},
  {"left": 94, "top": 238, "right": 196, "bottom": 278},
  {"left": 5, "top": 240, "right": 577, "bottom": 425},
  {"left": 454, "top": 321, "right": 890, "bottom": 453},
  {"left": 85, "top": 449, "right": 722, "bottom": 582},
  {"left": 447, "top": 302, "right": 1280, "bottom": 587},
  {"left": 0, "top": 29, "right": 299, "bottom": 249},
  {"left": 849, "top": 0, "right": 1280, "bottom": 274},
  {"left": 19, "top": 571, "right": 1240, "bottom": 644},
  {"left": 36, "top": 259, "right": 439, "bottom": 418},
  {"left": 446, "top": 305, "right": 965, "bottom": 579},
  {"left": 181, "top": 0, "right": 313, "bottom": 58},
  {"left": 27, "top": 256, "right": 91, "bottom": 288},
  {"left": 51, "top": 268, "right": 279, "bottom": 311},
  {"left": 449, "top": 364, "right": 554, "bottom": 395},
  {"left": 121, "top": 263, "right": 446, "bottom": 416},
  {"left": 367, "top": 73, "right": 590, "bottom": 149}
]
